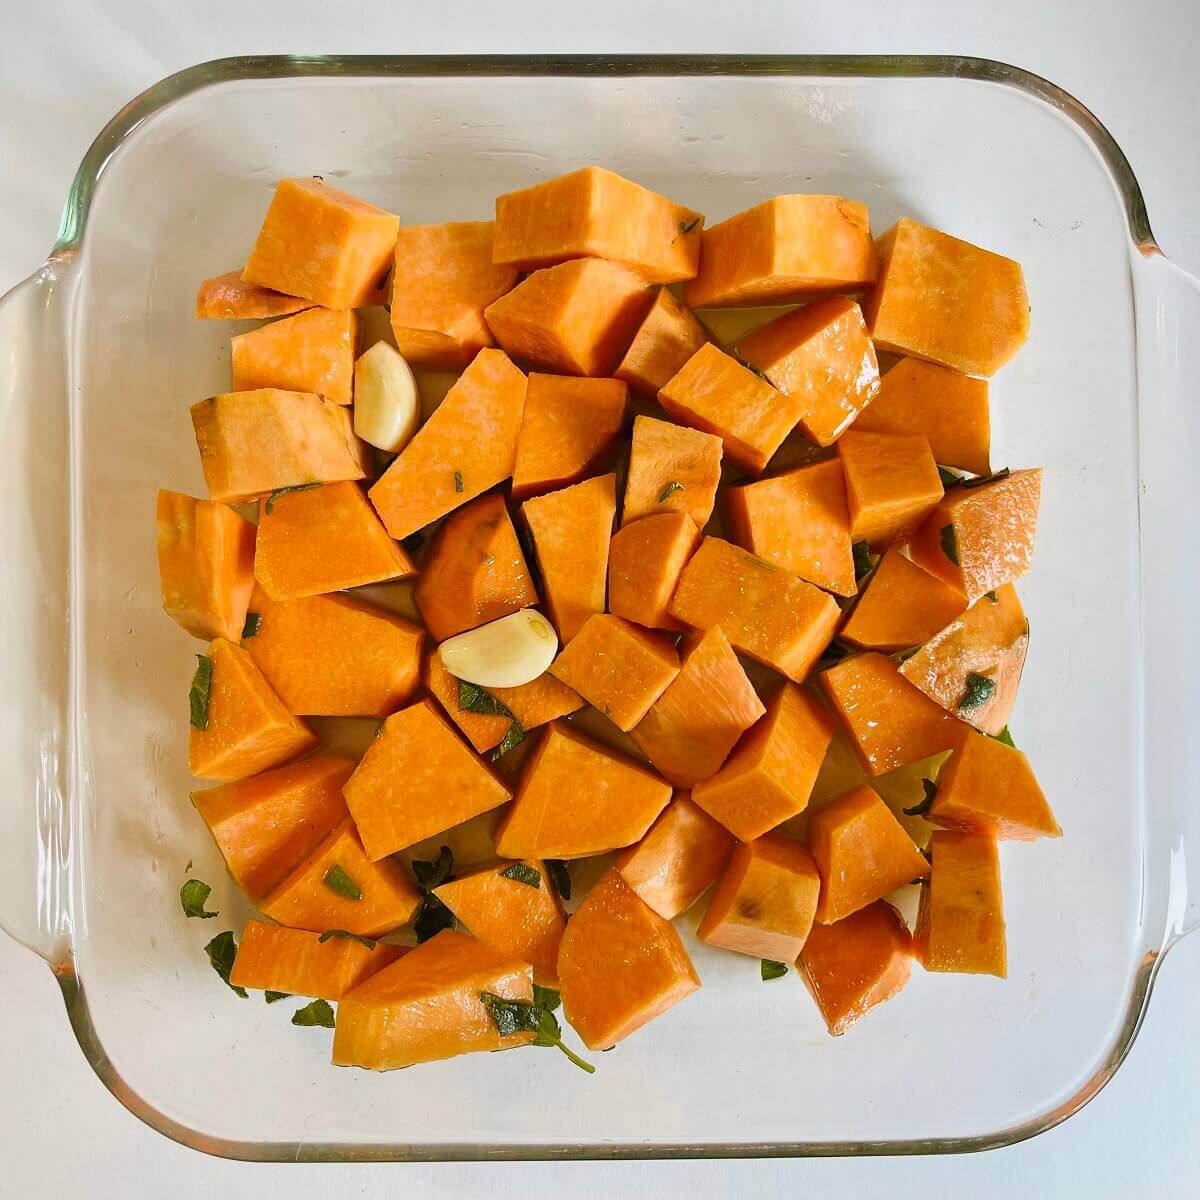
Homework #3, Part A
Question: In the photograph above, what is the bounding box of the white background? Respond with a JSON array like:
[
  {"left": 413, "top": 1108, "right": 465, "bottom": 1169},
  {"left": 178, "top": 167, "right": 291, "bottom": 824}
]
[{"left": 1, "top": 1, "right": 1198, "bottom": 1195}]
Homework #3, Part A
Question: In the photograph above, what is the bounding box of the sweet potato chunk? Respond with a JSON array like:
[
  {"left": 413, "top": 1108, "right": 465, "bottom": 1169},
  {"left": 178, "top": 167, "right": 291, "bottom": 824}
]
[
  {"left": 607, "top": 512, "right": 699, "bottom": 630},
  {"left": 658, "top": 342, "right": 803, "bottom": 473},
  {"left": 799, "top": 900, "right": 912, "bottom": 1035},
  {"left": 231, "top": 308, "right": 357, "bottom": 406},
  {"left": 808, "top": 784, "right": 930, "bottom": 923},
  {"left": 622, "top": 414, "right": 723, "bottom": 530},
  {"left": 615, "top": 795, "right": 735, "bottom": 920},
  {"left": 685, "top": 195, "right": 877, "bottom": 308},
  {"left": 669, "top": 536, "right": 841, "bottom": 680},
  {"left": 242, "top": 177, "right": 399, "bottom": 310},
  {"left": 368, "top": 348, "right": 527, "bottom": 540},
  {"left": 344, "top": 698, "right": 512, "bottom": 860},
  {"left": 697, "top": 832, "right": 821, "bottom": 961},
  {"left": 192, "top": 753, "right": 352, "bottom": 901},
  {"left": 915, "top": 831, "right": 1006, "bottom": 976},
  {"left": 253, "top": 481, "right": 415, "bottom": 600},
  {"left": 191, "top": 389, "right": 368, "bottom": 503},
  {"left": 484, "top": 258, "right": 655, "bottom": 377},
  {"left": 434, "top": 860, "right": 567, "bottom": 986},
  {"left": 495, "top": 723, "right": 671, "bottom": 859},
  {"left": 230, "top": 919, "right": 405, "bottom": 1000},
  {"left": 188, "top": 639, "right": 316, "bottom": 781},
  {"left": 853, "top": 358, "right": 990, "bottom": 475},
  {"left": 931, "top": 728, "right": 1060, "bottom": 840},
  {"left": 723, "top": 459, "right": 855, "bottom": 596},
  {"left": 333, "top": 929, "right": 535, "bottom": 1070},
  {"left": 390, "top": 220, "right": 518, "bottom": 367},
  {"left": 909, "top": 469, "right": 1042, "bottom": 602},
  {"left": 630, "top": 626, "right": 764, "bottom": 787},
  {"left": 899, "top": 584, "right": 1028, "bottom": 735},
  {"left": 414, "top": 493, "right": 538, "bottom": 641},
  {"left": 244, "top": 585, "right": 423, "bottom": 717},
  {"left": 549, "top": 614, "right": 680, "bottom": 731},
  {"left": 838, "top": 431, "right": 943, "bottom": 547},
  {"left": 195, "top": 270, "right": 311, "bottom": 320},
  {"left": 493, "top": 166, "right": 702, "bottom": 283},
  {"left": 557, "top": 868, "right": 700, "bottom": 1050},
  {"left": 691, "top": 684, "right": 835, "bottom": 842},
  {"left": 260, "top": 817, "right": 423, "bottom": 937},
  {"left": 157, "top": 490, "right": 256, "bottom": 642},
  {"left": 737, "top": 298, "right": 880, "bottom": 447},
  {"left": 521, "top": 474, "right": 615, "bottom": 642},
  {"left": 615, "top": 288, "right": 709, "bottom": 395},
  {"left": 865, "top": 218, "right": 1028, "bottom": 377},
  {"left": 511, "top": 374, "right": 629, "bottom": 499},
  {"left": 820, "top": 652, "right": 962, "bottom": 776}
]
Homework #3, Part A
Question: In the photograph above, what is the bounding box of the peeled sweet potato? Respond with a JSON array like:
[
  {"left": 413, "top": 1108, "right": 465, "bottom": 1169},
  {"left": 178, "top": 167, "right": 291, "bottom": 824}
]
[
  {"left": 615, "top": 288, "right": 709, "bottom": 396},
  {"left": 231, "top": 307, "right": 357, "bottom": 406},
  {"left": 195, "top": 270, "right": 311, "bottom": 320},
  {"left": 837, "top": 431, "right": 944, "bottom": 547},
  {"left": 915, "top": 831, "right": 1006, "bottom": 976},
  {"left": 622, "top": 414, "right": 723, "bottom": 530},
  {"left": 607, "top": 512, "right": 700, "bottom": 630}
]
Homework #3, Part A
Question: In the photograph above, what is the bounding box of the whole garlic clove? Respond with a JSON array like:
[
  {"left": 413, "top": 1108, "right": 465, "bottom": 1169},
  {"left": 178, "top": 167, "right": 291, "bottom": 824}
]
[
  {"left": 438, "top": 609, "right": 559, "bottom": 689},
  {"left": 353, "top": 341, "right": 421, "bottom": 453}
]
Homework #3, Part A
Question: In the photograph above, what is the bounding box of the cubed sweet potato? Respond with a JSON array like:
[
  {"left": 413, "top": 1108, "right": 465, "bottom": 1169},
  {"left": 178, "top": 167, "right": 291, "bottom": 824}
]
[
  {"left": 195, "top": 269, "right": 311, "bottom": 320},
  {"left": 607, "top": 512, "right": 700, "bottom": 630},
  {"left": 837, "top": 431, "right": 943, "bottom": 547},
  {"left": 622, "top": 414, "right": 723, "bottom": 530},
  {"left": 231, "top": 307, "right": 357, "bottom": 405},
  {"left": 915, "top": 831, "right": 1006, "bottom": 976},
  {"left": 615, "top": 288, "right": 709, "bottom": 396}
]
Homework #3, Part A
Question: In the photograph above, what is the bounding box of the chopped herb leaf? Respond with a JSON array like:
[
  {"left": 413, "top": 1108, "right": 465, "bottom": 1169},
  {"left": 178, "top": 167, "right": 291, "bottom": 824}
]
[
  {"left": 940, "top": 524, "right": 960, "bottom": 566},
  {"left": 894, "top": 644, "right": 923, "bottom": 663},
  {"left": 241, "top": 611, "right": 262, "bottom": 639},
  {"left": 180, "top": 879, "right": 218, "bottom": 919},
  {"left": 959, "top": 672, "right": 997, "bottom": 711},
  {"left": 264, "top": 482, "right": 321, "bottom": 515},
  {"left": 533, "top": 984, "right": 561, "bottom": 1013},
  {"left": 743, "top": 553, "right": 776, "bottom": 571},
  {"left": 453, "top": 469, "right": 464, "bottom": 493},
  {"left": 736, "top": 355, "right": 771, "bottom": 383},
  {"left": 937, "top": 465, "right": 964, "bottom": 488},
  {"left": 204, "top": 931, "right": 247, "bottom": 998},
  {"left": 761, "top": 959, "right": 788, "bottom": 981},
  {"left": 678, "top": 217, "right": 701, "bottom": 234},
  {"left": 322, "top": 864, "right": 363, "bottom": 902},
  {"left": 657, "top": 480, "right": 685, "bottom": 503},
  {"left": 316, "top": 929, "right": 377, "bottom": 949},
  {"left": 991, "top": 726, "right": 1017, "bottom": 748},
  {"left": 479, "top": 991, "right": 595, "bottom": 1073},
  {"left": 852, "top": 540, "right": 878, "bottom": 582},
  {"left": 960, "top": 467, "right": 1011, "bottom": 490},
  {"left": 414, "top": 898, "right": 455, "bottom": 943},
  {"left": 500, "top": 862, "right": 542, "bottom": 888},
  {"left": 545, "top": 859, "right": 572, "bottom": 901},
  {"left": 291, "top": 998, "right": 336, "bottom": 1028},
  {"left": 903, "top": 778, "right": 938, "bottom": 817},
  {"left": 264, "top": 991, "right": 291, "bottom": 1004},
  {"left": 401, "top": 531, "right": 425, "bottom": 555},
  {"left": 458, "top": 680, "right": 513, "bottom": 719},
  {"left": 412, "top": 845, "right": 454, "bottom": 891},
  {"left": 489, "top": 719, "right": 526, "bottom": 762},
  {"left": 985, "top": 591, "right": 999, "bottom": 605},
  {"left": 189, "top": 654, "right": 214, "bottom": 731}
]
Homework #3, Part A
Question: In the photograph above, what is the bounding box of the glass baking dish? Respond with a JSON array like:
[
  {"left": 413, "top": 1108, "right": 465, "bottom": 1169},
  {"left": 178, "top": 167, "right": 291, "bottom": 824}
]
[{"left": 0, "top": 53, "right": 1197, "bottom": 1162}]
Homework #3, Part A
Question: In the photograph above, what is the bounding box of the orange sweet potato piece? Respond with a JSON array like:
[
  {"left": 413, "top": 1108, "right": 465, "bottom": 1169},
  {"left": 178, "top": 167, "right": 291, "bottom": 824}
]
[
  {"left": 685, "top": 195, "right": 877, "bottom": 308},
  {"left": 521, "top": 474, "right": 615, "bottom": 642},
  {"left": 192, "top": 753, "right": 352, "bottom": 901},
  {"left": 723, "top": 459, "right": 855, "bottom": 596},
  {"left": 333, "top": 929, "right": 535, "bottom": 1070},
  {"left": 493, "top": 166, "right": 702, "bottom": 283},
  {"left": 242, "top": 177, "right": 399, "bottom": 310},
  {"left": 899, "top": 584, "right": 1028, "bottom": 735},
  {"left": 630, "top": 626, "right": 764, "bottom": 787},
  {"left": 230, "top": 919, "right": 406, "bottom": 1000},
  {"left": 697, "top": 832, "right": 821, "bottom": 961},
  {"left": 607, "top": 512, "right": 700, "bottom": 630},
  {"left": 658, "top": 342, "right": 803, "bottom": 473},
  {"left": 691, "top": 683, "right": 835, "bottom": 842},
  {"left": 865, "top": 218, "right": 1028, "bottom": 377},
  {"left": 852, "top": 358, "right": 990, "bottom": 475},
  {"left": 931, "top": 728, "right": 1060, "bottom": 840},
  {"left": 231, "top": 308, "right": 357, "bottom": 406},
  {"left": 737, "top": 298, "right": 880, "bottom": 447},
  {"left": 808, "top": 784, "right": 930, "bottom": 923},
  {"left": 253, "top": 481, "right": 414, "bottom": 600},
  {"left": 819, "top": 652, "right": 962, "bottom": 776},
  {"left": 615, "top": 794, "right": 735, "bottom": 919},
  {"left": 390, "top": 220, "right": 518, "bottom": 367},
  {"left": 799, "top": 900, "right": 913, "bottom": 1035},
  {"left": 511, "top": 374, "right": 629, "bottom": 499},
  {"left": 413, "top": 493, "right": 538, "bottom": 641},
  {"left": 495, "top": 722, "right": 671, "bottom": 859},
  {"left": 669, "top": 536, "right": 841, "bottom": 680},
  {"left": 915, "top": 830, "right": 1006, "bottom": 976},
  {"left": 191, "top": 389, "right": 368, "bottom": 503},
  {"left": 188, "top": 639, "right": 316, "bottom": 781},
  {"left": 195, "top": 270, "right": 312, "bottom": 320},
  {"left": 622, "top": 414, "right": 723, "bottom": 530},
  {"left": 157, "top": 490, "right": 256, "bottom": 641},
  {"left": 840, "top": 548, "right": 968, "bottom": 652},
  {"left": 615, "top": 288, "right": 709, "bottom": 396},
  {"left": 837, "top": 431, "right": 943, "bottom": 547},
  {"left": 909, "top": 468, "right": 1043, "bottom": 602},
  {"left": 484, "top": 258, "right": 655, "bottom": 377},
  {"left": 244, "top": 585, "right": 423, "bottom": 717},
  {"left": 260, "top": 817, "right": 423, "bottom": 937},
  {"left": 368, "top": 348, "right": 527, "bottom": 540},
  {"left": 557, "top": 868, "right": 700, "bottom": 1050},
  {"left": 434, "top": 860, "right": 566, "bottom": 986},
  {"left": 549, "top": 614, "right": 680, "bottom": 731}
]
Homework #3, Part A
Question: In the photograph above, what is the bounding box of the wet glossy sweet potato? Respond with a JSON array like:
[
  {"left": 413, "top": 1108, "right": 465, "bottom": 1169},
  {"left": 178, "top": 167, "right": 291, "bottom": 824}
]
[
  {"left": 622, "top": 414, "right": 723, "bottom": 530},
  {"left": 607, "top": 512, "right": 700, "bottom": 630},
  {"left": 615, "top": 288, "right": 709, "bottom": 396},
  {"left": 232, "top": 307, "right": 357, "bottom": 406},
  {"left": 837, "top": 431, "right": 943, "bottom": 547},
  {"left": 195, "top": 270, "right": 311, "bottom": 320}
]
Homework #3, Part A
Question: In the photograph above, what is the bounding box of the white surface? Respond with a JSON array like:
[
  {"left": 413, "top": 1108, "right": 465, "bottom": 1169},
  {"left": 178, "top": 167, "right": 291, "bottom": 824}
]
[{"left": 0, "top": 0, "right": 1198, "bottom": 1195}]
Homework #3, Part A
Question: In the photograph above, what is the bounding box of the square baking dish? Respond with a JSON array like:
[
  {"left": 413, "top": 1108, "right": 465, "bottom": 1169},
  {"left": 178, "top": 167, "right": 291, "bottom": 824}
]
[{"left": 1, "top": 54, "right": 1197, "bottom": 1162}]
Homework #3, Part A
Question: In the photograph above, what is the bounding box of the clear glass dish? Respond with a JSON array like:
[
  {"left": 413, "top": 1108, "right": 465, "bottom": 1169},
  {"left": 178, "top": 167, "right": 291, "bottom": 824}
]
[{"left": 1, "top": 54, "right": 1197, "bottom": 1162}]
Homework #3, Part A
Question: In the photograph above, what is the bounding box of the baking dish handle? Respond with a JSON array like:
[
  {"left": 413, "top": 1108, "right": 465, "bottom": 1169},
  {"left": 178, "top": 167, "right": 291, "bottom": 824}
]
[
  {"left": 1133, "top": 250, "right": 1200, "bottom": 943},
  {"left": 0, "top": 263, "right": 75, "bottom": 963}
]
